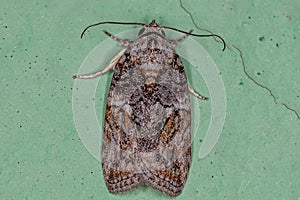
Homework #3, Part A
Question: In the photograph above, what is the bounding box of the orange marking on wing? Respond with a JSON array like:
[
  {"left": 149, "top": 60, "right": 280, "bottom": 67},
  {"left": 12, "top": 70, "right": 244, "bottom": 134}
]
[
  {"left": 161, "top": 132, "right": 167, "bottom": 147},
  {"left": 120, "top": 139, "right": 133, "bottom": 151}
]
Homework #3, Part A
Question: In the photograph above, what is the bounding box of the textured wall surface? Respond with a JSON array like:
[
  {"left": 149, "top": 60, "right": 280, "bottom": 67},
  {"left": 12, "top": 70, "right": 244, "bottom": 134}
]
[{"left": 1, "top": 0, "right": 300, "bottom": 199}]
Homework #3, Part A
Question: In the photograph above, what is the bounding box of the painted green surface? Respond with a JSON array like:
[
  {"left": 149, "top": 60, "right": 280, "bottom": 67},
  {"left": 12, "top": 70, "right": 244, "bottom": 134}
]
[{"left": 1, "top": 0, "right": 300, "bottom": 199}]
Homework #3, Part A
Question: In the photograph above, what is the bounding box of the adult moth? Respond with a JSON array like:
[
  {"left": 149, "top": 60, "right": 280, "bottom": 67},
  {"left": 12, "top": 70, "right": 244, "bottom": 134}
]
[{"left": 73, "top": 20, "right": 225, "bottom": 196}]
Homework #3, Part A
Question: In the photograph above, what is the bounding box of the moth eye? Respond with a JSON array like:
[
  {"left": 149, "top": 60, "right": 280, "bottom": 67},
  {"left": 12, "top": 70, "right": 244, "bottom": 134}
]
[{"left": 138, "top": 28, "right": 145, "bottom": 36}]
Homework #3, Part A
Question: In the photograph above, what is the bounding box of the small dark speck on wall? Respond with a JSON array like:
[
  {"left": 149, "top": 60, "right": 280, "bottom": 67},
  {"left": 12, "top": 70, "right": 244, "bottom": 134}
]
[{"left": 259, "top": 36, "right": 265, "bottom": 41}]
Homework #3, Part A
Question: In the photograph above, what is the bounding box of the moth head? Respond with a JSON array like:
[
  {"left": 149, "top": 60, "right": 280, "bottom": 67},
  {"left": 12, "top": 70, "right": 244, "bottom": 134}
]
[{"left": 138, "top": 19, "right": 166, "bottom": 38}]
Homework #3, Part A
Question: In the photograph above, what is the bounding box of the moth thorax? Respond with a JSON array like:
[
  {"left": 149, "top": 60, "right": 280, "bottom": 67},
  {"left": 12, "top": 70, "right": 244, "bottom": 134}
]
[{"left": 139, "top": 64, "right": 162, "bottom": 79}]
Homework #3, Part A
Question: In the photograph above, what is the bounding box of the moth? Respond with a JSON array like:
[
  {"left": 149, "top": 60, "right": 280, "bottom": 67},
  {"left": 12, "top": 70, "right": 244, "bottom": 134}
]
[{"left": 73, "top": 20, "right": 225, "bottom": 196}]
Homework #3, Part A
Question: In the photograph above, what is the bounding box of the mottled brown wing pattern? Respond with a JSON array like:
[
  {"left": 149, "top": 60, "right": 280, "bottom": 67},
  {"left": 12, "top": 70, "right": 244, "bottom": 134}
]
[
  {"left": 139, "top": 54, "right": 191, "bottom": 196},
  {"left": 102, "top": 53, "right": 143, "bottom": 193}
]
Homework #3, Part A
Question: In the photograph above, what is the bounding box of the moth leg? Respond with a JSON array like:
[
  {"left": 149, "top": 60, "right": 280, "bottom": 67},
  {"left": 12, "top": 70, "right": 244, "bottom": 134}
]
[
  {"left": 103, "top": 30, "right": 132, "bottom": 46},
  {"left": 170, "top": 29, "right": 193, "bottom": 46},
  {"left": 72, "top": 48, "right": 126, "bottom": 79},
  {"left": 188, "top": 85, "right": 208, "bottom": 100}
]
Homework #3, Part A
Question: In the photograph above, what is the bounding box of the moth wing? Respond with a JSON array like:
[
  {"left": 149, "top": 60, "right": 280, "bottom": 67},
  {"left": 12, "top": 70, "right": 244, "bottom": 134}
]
[
  {"left": 101, "top": 53, "right": 143, "bottom": 193},
  {"left": 138, "top": 55, "right": 192, "bottom": 196}
]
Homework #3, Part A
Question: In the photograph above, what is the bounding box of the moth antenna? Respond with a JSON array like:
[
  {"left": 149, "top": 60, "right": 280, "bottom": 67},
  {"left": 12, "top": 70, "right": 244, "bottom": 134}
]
[
  {"left": 81, "top": 21, "right": 147, "bottom": 38},
  {"left": 162, "top": 26, "right": 226, "bottom": 51}
]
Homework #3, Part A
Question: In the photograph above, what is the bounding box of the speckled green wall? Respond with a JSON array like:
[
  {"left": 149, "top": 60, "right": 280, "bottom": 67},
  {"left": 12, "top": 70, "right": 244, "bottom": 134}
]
[{"left": 1, "top": 0, "right": 300, "bottom": 199}]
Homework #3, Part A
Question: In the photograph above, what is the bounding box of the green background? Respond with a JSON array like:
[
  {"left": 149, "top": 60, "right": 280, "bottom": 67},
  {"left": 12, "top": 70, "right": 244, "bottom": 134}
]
[{"left": 1, "top": 0, "right": 300, "bottom": 199}]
